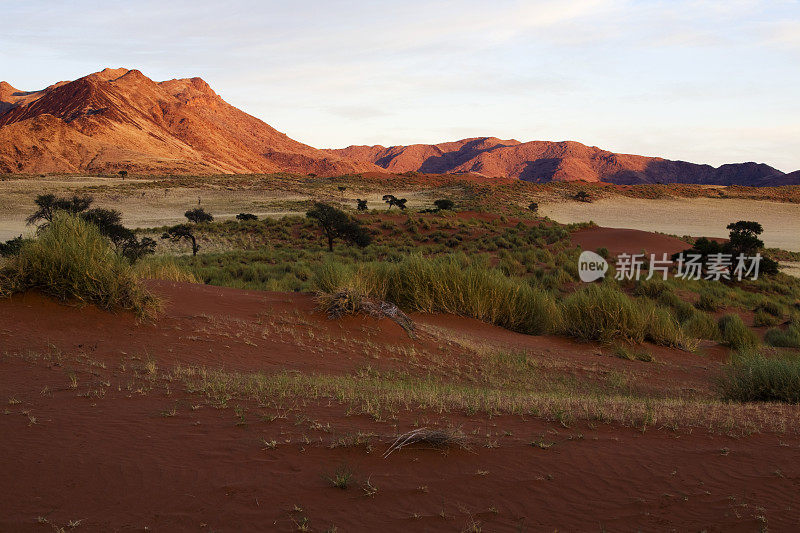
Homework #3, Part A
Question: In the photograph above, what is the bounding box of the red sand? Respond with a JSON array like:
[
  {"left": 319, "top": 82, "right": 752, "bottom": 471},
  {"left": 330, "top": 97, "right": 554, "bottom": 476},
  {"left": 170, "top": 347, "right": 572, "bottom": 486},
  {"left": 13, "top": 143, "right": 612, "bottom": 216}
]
[
  {"left": 572, "top": 226, "right": 689, "bottom": 257},
  {"left": 2, "top": 282, "right": 799, "bottom": 531}
]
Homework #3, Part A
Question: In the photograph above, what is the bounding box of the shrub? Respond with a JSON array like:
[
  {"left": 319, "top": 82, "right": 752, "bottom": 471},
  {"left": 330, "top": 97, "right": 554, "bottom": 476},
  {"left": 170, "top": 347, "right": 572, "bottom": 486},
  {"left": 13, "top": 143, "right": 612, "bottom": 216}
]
[
  {"left": 720, "top": 352, "right": 800, "bottom": 403},
  {"left": 0, "top": 213, "right": 157, "bottom": 317},
  {"left": 764, "top": 325, "right": 800, "bottom": 348},
  {"left": 0, "top": 236, "right": 29, "bottom": 257},
  {"left": 434, "top": 199, "right": 454, "bottom": 211},
  {"left": 236, "top": 213, "right": 258, "bottom": 221},
  {"left": 718, "top": 314, "right": 759, "bottom": 350}
]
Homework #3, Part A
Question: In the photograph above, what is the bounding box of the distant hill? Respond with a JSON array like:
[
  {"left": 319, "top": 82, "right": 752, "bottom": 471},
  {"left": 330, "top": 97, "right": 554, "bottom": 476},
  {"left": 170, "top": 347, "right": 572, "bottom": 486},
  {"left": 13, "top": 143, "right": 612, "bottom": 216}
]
[
  {"left": 327, "top": 137, "right": 799, "bottom": 186},
  {"left": 0, "top": 68, "right": 376, "bottom": 175},
  {"left": 1, "top": 68, "right": 796, "bottom": 185}
]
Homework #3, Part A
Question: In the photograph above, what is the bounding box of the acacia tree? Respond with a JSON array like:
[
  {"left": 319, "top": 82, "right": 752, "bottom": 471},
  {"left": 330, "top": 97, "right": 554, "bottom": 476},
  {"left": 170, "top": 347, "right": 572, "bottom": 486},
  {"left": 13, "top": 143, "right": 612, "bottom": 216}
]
[
  {"left": 528, "top": 202, "right": 538, "bottom": 212},
  {"left": 306, "top": 203, "right": 371, "bottom": 251},
  {"left": 118, "top": 170, "right": 128, "bottom": 180},
  {"left": 162, "top": 224, "right": 201, "bottom": 256},
  {"left": 574, "top": 191, "right": 591, "bottom": 202},
  {"left": 26, "top": 194, "right": 94, "bottom": 225},
  {"left": 434, "top": 199, "right": 454, "bottom": 211},
  {"left": 185, "top": 207, "right": 214, "bottom": 224},
  {"left": 382, "top": 194, "right": 407, "bottom": 210},
  {"left": 356, "top": 199, "right": 368, "bottom": 211}
]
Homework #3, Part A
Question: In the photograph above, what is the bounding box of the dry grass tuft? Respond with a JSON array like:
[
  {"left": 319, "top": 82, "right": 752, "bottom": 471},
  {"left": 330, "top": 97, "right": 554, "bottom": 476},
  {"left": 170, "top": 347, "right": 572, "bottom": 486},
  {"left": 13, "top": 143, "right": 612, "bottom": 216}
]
[{"left": 383, "top": 427, "right": 468, "bottom": 457}]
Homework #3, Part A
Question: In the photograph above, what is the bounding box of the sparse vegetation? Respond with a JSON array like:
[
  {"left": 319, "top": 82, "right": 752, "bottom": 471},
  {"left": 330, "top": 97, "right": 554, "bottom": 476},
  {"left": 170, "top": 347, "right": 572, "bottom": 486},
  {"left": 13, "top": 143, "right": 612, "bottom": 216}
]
[{"left": 720, "top": 351, "right": 800, "bottom": 403}]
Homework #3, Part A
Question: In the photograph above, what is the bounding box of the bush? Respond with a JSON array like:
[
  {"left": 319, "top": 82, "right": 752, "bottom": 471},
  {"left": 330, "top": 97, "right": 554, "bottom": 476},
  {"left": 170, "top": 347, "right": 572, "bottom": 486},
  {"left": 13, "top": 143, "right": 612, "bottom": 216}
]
[
  {"left": 720, "top": 352, "right": 800, "bottom": 403},
  {"left": 236, "top": 213, "right": 258, "bottom": 221},
  {"left": 718, "top": 314, "right": 759, "bottom": 350},
  {"left": 764, "top": 325, "right": 800, "bottom": 348},
  {"left": 0, "top": 213, "right": 157, "bottom": 317}
]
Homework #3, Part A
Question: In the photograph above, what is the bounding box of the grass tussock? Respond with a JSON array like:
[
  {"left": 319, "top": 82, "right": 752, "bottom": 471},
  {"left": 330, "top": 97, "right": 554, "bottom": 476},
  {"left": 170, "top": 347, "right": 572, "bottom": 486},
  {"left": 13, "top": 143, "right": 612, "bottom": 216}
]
[
  {"left": 133, "top": 255, "right": 199, "bottom": 283},
  {"left": 718, "top": 314, "right": 759, "bottom": 351},
  {"left": 0, "top": 213, "right": 158, "bottom": 317},
  {"left": 720, "top": 351, "right": 800, "bottom": 403},
  {"left": 314, "top": 255, "right": 560, "bottom": 335},
  {"left": 764, "top": 325, "right": 800, "bottom": 348},
  {"left": 560, "top": 285, "right": 692, "bottom": 348}
]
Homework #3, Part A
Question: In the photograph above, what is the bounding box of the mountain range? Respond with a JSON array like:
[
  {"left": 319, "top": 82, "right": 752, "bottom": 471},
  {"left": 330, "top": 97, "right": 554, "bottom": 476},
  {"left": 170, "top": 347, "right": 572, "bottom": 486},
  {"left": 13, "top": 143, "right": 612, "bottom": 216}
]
[{"left": 1, "top": 68, "right": 797, "bottom": 186}]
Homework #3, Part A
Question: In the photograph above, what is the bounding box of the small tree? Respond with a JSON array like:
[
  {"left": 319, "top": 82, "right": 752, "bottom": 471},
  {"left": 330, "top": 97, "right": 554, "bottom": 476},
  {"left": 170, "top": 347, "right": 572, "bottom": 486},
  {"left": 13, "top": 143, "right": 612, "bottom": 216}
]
[
  {"left": 162, "top": 224, "right": 201, "bottom": 256},
  {"left": 337, "top": 186, "right": 347, "bottom": 197},
  {"left": 185, "top": 207, "right": 213, "bottom": 224},
  {"left": 118, "top": 170, "right": 128, "bottom": 180},
  {"left": 528, "top": 202, "right": 538, "bottom": 212},
  {"left": 383, "top": 194, "right": 407, "bottom": 210},
  {"left": 236, "top": 213, "right": 258, "bottom": 221},
  {"left": 574, "top": 191, "right": 591, "bottom": 202},
  {"left": 434, "top": 199, "right": 454, "bottom": 211},
  {"left": 356, "top": 199, "right": 368, "bottom": 211},
  {"left": 726, "top": 221, "right": 764, "bottom": 257},
  {"left": 306, "top": 203, "right": 372, "bottom": 251}
]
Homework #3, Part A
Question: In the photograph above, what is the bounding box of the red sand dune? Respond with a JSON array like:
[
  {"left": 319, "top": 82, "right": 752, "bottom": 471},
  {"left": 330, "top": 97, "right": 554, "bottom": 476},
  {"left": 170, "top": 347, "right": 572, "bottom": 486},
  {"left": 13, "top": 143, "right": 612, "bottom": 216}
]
[
  {"left": 571, "top": 226, "right": 690, "bottom": 257},
  {"left": 2, "top": 282, "right": 800, "bottom": 531}
]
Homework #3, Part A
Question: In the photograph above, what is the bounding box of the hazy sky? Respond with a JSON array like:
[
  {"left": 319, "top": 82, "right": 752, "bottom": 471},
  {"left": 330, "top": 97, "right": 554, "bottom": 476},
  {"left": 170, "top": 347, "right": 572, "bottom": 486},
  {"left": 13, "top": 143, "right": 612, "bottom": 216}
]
[{"left": 2, "top": 0, "right": 799, "bottom": 171}]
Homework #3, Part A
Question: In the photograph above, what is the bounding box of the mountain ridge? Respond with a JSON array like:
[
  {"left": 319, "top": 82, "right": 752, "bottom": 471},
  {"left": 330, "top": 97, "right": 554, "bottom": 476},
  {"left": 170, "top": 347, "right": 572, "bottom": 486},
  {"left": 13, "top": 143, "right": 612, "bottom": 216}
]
[
  {"left": 0, "top": 68, "right": 376, "bottom": 175},
  {"left": 1, "top": 68, "right": 797, "bottom": 185},
  {"left": 327, "top": 138, "right": 797, "bottom": 186}
]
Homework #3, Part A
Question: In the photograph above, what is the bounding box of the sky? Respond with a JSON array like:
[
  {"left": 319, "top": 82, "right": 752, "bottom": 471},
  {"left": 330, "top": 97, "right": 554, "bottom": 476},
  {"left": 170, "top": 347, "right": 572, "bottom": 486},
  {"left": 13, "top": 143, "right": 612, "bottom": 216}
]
[{"left": 2, "top": 0, "right": 799, "bottom": 171}]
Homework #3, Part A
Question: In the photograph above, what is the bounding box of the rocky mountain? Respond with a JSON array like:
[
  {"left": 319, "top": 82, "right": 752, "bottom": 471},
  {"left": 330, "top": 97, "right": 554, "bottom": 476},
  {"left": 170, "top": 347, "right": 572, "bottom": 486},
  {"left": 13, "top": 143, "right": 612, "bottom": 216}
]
[
  {"left": 327, "top": 137, "right": 798, "bottom": 186},
  {"left": 1, "top": 68, "right": 796, "bottom": 185},
  {"left": 0, "top": 68, "right": 376, "bottom": 175}
]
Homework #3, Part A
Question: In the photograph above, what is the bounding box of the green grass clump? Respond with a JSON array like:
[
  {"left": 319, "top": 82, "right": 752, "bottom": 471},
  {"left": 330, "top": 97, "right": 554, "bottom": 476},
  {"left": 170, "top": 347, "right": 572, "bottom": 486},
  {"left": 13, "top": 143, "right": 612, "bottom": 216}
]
[
  {"left": 718, "top": 314, "right": 759, "bottom": 350},
  {"left": 0, "top": 213, "right": 158, "bottom": 317},
  {"left": 764, "top": 325, "right": 800, "bottom": 348},
  {"left": 681, "top": 311, "right": 719, "bottom": 341},
  {"left": 720, "top": 351, "right": 800, "bottom": 403},
  {"left": 133, "top": 255, "right": 198, "bottom": 283},
  {"left": 559, "top": 285, "right": 647, "bottom": 343},
  {"left": 753, "top": 310, "right": 781, "bottom": 328},
  {"left": 313, "top": 254, "right": 559, "bottom": 335},
  {"left": 612, "top": 344, "right": 654, "bottom": 362},
  {"left": 559, "top": 284, "right": 689, "bottom": 348}
]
